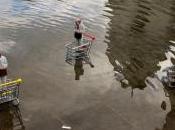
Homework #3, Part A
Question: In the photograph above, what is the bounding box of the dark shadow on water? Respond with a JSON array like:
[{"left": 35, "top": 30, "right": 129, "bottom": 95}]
[
  {"left": 157, "top": 1, "right": 175, "bottom": 129},
  {"left": 105, "top": 0, "right": 175, "bottom": 89},
  {"left": 0, "top": 104, "right": 13, "bottom": 130},
  {"left": 73, "top": 50, "right": 94, "bottom": 80},
  {"left": 105, "top": 0, "right": 175, "bottom": 129},
  {"left": 74, "top": 59, "right": 84, "bottom": 80},
  {"left": 0, "top": 103, "right": 25, "bottom": 130},
  {"left": 130, "top": 0, "right": 151, "bottom": 33}
]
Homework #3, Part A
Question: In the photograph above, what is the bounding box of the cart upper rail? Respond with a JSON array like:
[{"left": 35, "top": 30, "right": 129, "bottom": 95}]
[
  {"left": 82, "top": 33, "right": 95, "bottom": 41},
  {"left": 0, "top": 78, "right": 22, "bottom": 88}
]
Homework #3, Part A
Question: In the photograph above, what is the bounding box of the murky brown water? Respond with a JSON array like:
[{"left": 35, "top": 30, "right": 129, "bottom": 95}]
[{"left": 0, "top": 0, "right": 175, "bottom": 130}]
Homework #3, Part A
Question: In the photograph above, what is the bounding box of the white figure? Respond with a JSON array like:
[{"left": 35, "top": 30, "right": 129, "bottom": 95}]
[{"left": 0, "top": 53, "right": 8, "bottom": 84}]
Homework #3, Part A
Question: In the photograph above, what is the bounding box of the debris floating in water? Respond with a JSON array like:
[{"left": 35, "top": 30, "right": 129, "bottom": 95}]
[
  {"left": 62, "top": 125, "right": 72, "bottom": 129},
  {"left": 169, "top": 40, "right": 175, "bottom": 44}
]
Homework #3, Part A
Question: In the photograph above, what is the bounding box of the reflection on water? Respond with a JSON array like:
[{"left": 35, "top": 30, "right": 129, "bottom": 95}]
[
  {"left": 0, "top": 103, "right": 25, "bottom": 130},
  {"left": 74, "top": 59, "right": 84, "bottom": 80},
  {"left": 159, "top": 87, "right": 175, "bottom": 130},
  {"left": 0, "top": 0, "right": 108, "bottom": 32},
  {"left": 74, "top": 56, "right": 95, "bottom": 80},
  {"left": 0, "top": 105, "right": 13, "bottom": 130},
  {"left": 0, "top": 40, "right": 16, "bottom": 53},
  {"left": 105, "top": 0, "right": 175, "bottom": 89},
  {"left": 130, "top": 0, "right": 152, "bottom": 33},
  {"left": 104, "top": 0, "right": 175, "bottom": 129},
  {"left": 0, "top": 0, "right": 175, "bottom": 129}
]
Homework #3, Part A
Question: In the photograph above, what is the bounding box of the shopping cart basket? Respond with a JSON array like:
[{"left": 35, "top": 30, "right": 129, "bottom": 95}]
[
  {"left": 0, "top": 79, "right": 22, "bottom": 105},
  {"left": 65, "top": 33, "right": 95, "bottom": 65}
]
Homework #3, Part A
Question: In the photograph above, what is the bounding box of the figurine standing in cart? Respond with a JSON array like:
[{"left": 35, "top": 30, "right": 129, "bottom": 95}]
[
  {"left": 0, "top": 53, "right": 8, "bottom": 84},
  {"left": 74, "top": 17, "right": 85, "bottom": 45},
  {"left": 65, "top": 18, "right": 95, "bottom": 68}
]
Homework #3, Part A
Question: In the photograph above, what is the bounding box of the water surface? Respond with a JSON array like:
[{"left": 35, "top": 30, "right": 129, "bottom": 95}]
[{"left": 0, "top": 0, "right": 174, "bottom": 130}]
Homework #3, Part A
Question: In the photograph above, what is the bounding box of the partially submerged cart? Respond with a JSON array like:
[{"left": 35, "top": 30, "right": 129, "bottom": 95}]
[
  {"left": 0, "top": 79, "right": 22, "bottom": 105},
  {"left": 0, "top": 79, "right": 25, "bottom": 129},
  {"left": 65, "top": 33, "right": 95, "bottom": 66}
]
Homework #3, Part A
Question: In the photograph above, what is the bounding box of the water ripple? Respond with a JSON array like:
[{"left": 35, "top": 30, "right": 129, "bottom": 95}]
[{"left": 0, "top": 0, "right": 108, "bottom": 33}]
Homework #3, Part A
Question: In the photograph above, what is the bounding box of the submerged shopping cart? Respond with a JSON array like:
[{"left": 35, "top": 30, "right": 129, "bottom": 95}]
[
  {"left": 0, "top": 79, "right": 22, "bottom": 105},
  {"left": 0, "top": 79, "right": 25, "bottom": 129},
  {"left": 65, "top": 33, "right": 95, "bottom": 66}
]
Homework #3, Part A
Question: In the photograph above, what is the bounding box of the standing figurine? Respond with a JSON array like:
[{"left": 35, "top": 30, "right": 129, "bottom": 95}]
[
  {"left": 0, "top": 53, "right": 8, "bottom": 84},
  {"left": 74, "top": 17, "right": 85, "bottom": 45}
]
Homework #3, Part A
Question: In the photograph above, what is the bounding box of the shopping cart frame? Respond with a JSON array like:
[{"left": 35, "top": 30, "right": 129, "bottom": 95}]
[
  {"left": 0, "top": 79, "right": 22, "bottom": 105},
  {"left": 65, "top": 33, "right": 95, "bottom": 65}
]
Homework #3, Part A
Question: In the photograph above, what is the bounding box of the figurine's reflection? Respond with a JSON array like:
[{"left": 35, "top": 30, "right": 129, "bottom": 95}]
[
  {"left": 74, "top": 58, "right": 84, "bottom": 80},
  {"left": 0, "top": 103, "right": 25, "bottom": 130}
]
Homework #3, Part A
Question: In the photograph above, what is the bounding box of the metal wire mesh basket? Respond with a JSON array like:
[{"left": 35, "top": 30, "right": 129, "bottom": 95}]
[
  {"left": 65, "top": 33, "right": 95, "bottom": 65},
  {"left": 0, "top": 79, "right": 22, "bottom": 105}
]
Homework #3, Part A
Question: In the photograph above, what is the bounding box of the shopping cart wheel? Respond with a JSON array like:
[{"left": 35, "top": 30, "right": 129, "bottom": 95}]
[{"left": 12, "top": 99, "right": 20, "bottom": 106}]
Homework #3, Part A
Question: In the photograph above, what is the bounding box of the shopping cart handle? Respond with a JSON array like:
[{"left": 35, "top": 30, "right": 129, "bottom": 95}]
[
  {"left": 83, "top": 33, "right": 96, "bottom": 41},
  {"left": 0, "top": 78, "right": 23, "bottom": 88}
]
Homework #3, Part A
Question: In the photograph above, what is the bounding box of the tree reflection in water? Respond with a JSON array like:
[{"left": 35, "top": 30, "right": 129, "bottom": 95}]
[{"left": 157, "top": 88, "right": 175, "bottom": 130}]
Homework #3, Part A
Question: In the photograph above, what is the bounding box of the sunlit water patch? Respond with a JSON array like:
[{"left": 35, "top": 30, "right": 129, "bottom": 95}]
[{"left": 0, "top": 39, "right": 16, "bottom": 53}]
